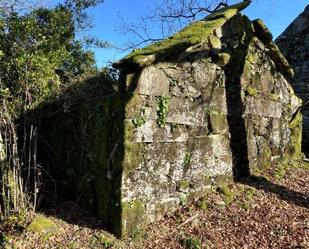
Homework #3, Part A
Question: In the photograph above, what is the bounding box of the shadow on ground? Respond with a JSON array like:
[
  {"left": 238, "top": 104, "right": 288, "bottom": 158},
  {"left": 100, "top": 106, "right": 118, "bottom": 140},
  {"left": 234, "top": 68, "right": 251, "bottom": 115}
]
[{"left": 239, "top": 175, "right": 309, "bottom": 209}]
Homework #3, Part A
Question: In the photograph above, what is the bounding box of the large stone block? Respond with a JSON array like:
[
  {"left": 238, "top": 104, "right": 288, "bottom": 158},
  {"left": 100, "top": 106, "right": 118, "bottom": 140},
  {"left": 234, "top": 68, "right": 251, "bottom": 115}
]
[{"left": 137, "top": 66, "right": 170, "bottom": 96}]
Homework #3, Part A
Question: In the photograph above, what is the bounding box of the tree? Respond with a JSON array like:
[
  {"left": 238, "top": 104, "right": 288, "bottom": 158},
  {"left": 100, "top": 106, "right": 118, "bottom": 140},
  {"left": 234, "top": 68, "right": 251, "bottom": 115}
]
[
  {"left": 118, "top": 0, "right": 242, "bottom": 51},
  {"left": 0, "top": 0, "right": 108, "bottom": 217}
]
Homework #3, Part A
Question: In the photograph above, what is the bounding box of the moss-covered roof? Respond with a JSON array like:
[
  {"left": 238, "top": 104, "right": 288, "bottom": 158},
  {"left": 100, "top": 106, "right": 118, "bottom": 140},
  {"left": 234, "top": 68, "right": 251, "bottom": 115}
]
[{"left": 115, "top": 0, "right": 251, "bottom": 68}]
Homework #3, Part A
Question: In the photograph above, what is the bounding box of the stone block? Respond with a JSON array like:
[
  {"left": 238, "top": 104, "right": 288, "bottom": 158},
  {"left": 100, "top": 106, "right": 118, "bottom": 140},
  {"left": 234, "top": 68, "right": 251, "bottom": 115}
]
[
  {"left": 166, "top": 97, "right": 208, "bottom": 126},
  {"left": 137, "top": 66, "right": 170, "bottom": 96}
]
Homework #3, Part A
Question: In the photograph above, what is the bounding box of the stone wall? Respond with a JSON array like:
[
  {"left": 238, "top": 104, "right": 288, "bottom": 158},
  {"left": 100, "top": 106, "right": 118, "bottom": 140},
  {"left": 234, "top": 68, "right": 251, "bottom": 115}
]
[
  {"left": 276, "top": 5, "right": 309, "bottom": 156},
  {"left": 39, "top": 1, "right": 302, "bottom": 237}
]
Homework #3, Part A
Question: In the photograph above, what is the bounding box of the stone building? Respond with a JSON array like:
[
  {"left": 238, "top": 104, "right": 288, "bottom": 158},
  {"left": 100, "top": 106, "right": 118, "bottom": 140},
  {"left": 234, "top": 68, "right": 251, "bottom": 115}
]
[
  {"left": 276, "top": 4, "right": 309, "bottom": 156},
  {"left": 40, "top": 1, "right": 302, "bottom": 236}
]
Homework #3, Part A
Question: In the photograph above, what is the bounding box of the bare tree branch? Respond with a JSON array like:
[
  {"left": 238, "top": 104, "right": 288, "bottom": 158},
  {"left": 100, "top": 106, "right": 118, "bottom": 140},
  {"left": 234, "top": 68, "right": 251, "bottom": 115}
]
[
  {"left": 117, "top": 0, "right": 240, "bottom": 52},
  {"left": 0, "top": 0, "right": 48, "bottom": 15}
]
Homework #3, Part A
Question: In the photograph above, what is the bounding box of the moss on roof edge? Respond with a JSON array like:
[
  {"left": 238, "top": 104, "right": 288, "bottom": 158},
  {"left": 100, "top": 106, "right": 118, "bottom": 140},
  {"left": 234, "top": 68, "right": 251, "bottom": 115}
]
[
  {"left": 252, "top": 19, "right": 294, "bottom": 78},
  {"left": 114, "top": 0, "right": 252, "bottom": 68}
]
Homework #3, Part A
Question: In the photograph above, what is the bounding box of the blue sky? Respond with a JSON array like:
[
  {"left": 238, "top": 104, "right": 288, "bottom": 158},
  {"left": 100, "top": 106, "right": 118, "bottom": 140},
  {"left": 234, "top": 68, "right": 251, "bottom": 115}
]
[{"left": 55, "top": 0, "right": 309, "bottom": 67}]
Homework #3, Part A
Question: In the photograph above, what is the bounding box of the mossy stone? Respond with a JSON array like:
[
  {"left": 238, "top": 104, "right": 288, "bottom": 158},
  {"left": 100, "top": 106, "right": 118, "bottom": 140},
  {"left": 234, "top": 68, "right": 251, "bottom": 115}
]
[
  {"left": 246, "top": 87, "right": 258, "bottom": 96},
  {"left": 121, "top": 200, "right": 146, "bottom": 237},
  {"left": 252, "top": 19, "right": 273, "bottom": 43},
  {"left": 214, "top": 175, "right": 234, "bottom": 187},
  {"left": 287, "top": 111, "right": 302, "bottom": 159},
  {"left": 209, "top": 112, "right": 228, "bottom": 134},
  {"left": 27, "top": 216, "right": 57, "bottom": 234},
  {"left": 208, "top": 35, "right": 221, "bottom": 49},
  {"left": 258, "top": 141, "right": 272, "bottom": 170},
  {"left": 217, "top": 185, "right": 234, "bottom": 206},
  {"left": 123, "top": 142, "right": 146, "bottom": 173},
  {"left": 116, "top": 1, "right": 252, "bottom": 67},
  {"left": 215, "top": 52, "right": 231, "bottom": 66}
]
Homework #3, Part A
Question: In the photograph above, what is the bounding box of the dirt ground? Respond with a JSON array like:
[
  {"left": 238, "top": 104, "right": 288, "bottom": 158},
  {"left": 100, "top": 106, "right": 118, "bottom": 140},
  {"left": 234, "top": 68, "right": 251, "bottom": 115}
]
[{"left": 2, "top": 161, "right": 309, "bottom": 249}]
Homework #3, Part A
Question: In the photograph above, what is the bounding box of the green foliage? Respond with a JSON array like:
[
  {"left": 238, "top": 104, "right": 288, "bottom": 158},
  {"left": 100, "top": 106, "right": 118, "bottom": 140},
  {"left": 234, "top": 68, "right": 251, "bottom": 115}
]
[
  {"left": 0, "top": 0, "right": 108, "bottom": 218},
  {"left": 1, "top": 209, "right": 29, "bottom": 232},
  {"left": 182, "top": 236, "right": 202, "bottom": 249},
  {"left": 90, "top": 233, "right": 114, "bottom": 248},
  {"left": 184, "top": 152, "right": 193, "bottom": 164},
  {"left": 63, "top": 0, "right": 105, "bottom": 30},
  {"left": 170, "top": 123, "right": 177, "bottom": 132},
  {"left": 156, "top": 96, "right": 170, "bottom": 127},
  {"left": 0, "top": 4, "right": 107, "bottom": 115},
  {"left": 132, "top": 108, "right": 146, "bottom": 127}
]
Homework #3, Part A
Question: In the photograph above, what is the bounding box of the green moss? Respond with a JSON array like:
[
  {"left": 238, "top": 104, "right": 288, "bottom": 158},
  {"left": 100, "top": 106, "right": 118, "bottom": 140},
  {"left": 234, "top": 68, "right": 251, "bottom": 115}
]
[
  {"left": 258, "top": 142, "right": 272, "bottom": 170},
  {"left": 125, "top": 20, "right": 223, "bottom": 65},
  {"left": 246, "top": 54, "right": 256, "bottom": 64},
  {"left": 123, "top": 93, "right": 143, "bottom": 118},
  {"left": 119, "top": 1, "right": 251, "bottom": 66},
  {"left": 238, "top": 187, "right": 256, "bottom": 210},
  {"left": 214, "top": 175, "right": 234, "bottom": 187},
  {"left": 90, "top": 233, "right": 114, "bottom": 248},
  {"left": 209, "top": 112, "right": 227, "bottom": 134},
  {"left": 123, "top": 142, "right": 146, "bottom": 172},
  {"left": 269, "top": 93, "right": 279, "bottom": 101},
  {"left": 268, "top": 43, "right": 294, "bottom": 78},
  {"left": 206, "top": 0, "right": 251, "bottom": 20},
  {"left": 300, "top": 161, "right": 309, "bottom": 170},
  {"left": 124, "top": 121, "right": 135, "bottom": 142},
  {"left": 177, "top": 180, "right": 190, "bottom": 192},
  {"left": 287, "top": 111, "right": 302, "bottom": 160},
  {"left": 121, "top": 200, "right": 146, "bottom": 237},
  {"left": 289, "top": 110, "right": 302, "bottom": 129},
  {"left": 215, "top": 52, "right": 231, "bottom": 66},
  {"left": 217, "top": 185, "right": 234, "bottom": 206},
  {"left": 198, "top": 198, "right": 208, "bottom": 210},
  {"left": 273, "top": 165, "right": 287, "bottom": 180},
  {"left": 204, "top": 176, "right": 212, "bottom": 186},
  {"left": 245, "top": 86, "right": 258, "bottom": 96},
  {"left": 252, "top": 19, "right": 273, "bottom": 43},
  {"left": 27, "top": 216, "right": 57, "bottom": 234},
  {"left": 208, "top": 35, "right": 221, "bottom": 49},
  {"left": 126, "top": 73, "right": 135, "bottom": 87}
]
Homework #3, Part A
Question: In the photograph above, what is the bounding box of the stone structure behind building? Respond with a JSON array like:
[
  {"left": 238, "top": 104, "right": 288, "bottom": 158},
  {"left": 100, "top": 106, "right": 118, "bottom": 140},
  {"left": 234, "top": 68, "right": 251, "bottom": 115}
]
[{"left": 276, "top": 4, "right": 309, "bottom": 156}]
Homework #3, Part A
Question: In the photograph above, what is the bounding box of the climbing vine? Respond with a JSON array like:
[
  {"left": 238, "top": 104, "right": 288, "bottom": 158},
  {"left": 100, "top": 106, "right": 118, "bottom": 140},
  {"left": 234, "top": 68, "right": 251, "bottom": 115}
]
[
  {"left": 132, "top": 108, "right": 146, "bottom": 127},
  {"left": 156, "top": 96, "right": 170, "bottom": 128}
]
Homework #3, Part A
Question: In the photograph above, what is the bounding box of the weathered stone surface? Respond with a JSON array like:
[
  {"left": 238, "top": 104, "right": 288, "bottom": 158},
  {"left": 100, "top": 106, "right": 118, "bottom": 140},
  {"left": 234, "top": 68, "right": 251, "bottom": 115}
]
[
  {"left": 137, "top": 66, "right": 170, "bottom": 96},
  {"left": 166, "top": 97, "right": 207, "bottom": 126},
  {"left": 276, "top": 4, "right": 309, "bottom": 156},
  {"left": 116, "top": 9, "right": 301, "bottom": 236}
]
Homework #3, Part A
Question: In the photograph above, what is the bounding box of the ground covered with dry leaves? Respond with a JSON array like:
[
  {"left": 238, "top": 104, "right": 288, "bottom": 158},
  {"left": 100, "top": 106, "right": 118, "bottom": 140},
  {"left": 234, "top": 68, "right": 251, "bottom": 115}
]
[{"left": 2, "top": 161, "right": 309, "bottom": 249}]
